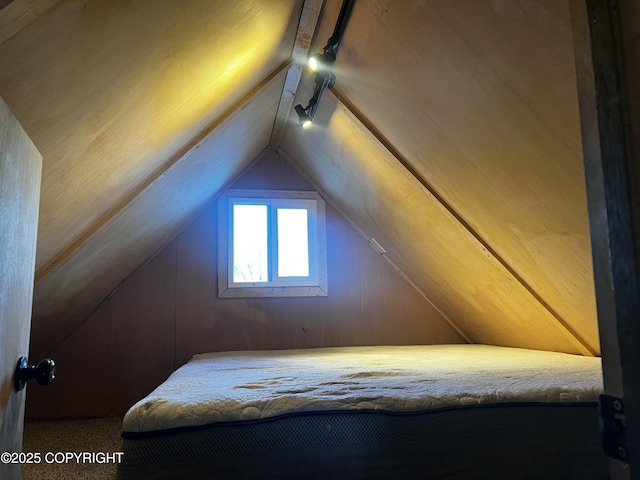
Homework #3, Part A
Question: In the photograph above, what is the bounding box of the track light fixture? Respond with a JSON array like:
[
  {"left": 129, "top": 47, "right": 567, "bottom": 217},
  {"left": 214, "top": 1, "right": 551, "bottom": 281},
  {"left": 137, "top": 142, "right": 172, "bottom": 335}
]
[
  {"left": 294, "top": 0, "right": 355, "bottom": 128},
  {"left": 295, "top": 73, "right": 335, "bottom": 128},
  {"left": 308, "top": 50, "right": 336, "bottom": 73},
  {"left": 295, "top": 104, "right": 313, "bottom": 128}
]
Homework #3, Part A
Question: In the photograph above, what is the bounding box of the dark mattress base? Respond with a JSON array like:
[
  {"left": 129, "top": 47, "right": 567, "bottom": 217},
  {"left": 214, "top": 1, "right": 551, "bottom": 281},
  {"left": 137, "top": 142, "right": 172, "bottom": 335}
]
[{"left": 118, "top": 403, "right": 609, "bottom": 480}]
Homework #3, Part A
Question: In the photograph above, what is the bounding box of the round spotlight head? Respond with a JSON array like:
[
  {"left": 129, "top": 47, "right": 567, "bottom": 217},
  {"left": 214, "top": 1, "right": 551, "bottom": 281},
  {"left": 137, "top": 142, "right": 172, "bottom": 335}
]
[
  {"left": 295, "top": 104, "right": 313, "bottom": 129},
  {"left": 309, "top": 55, "right": 319, "bottom": 71},
  {"left": 308, "top": 51, "right": 336, "bottom": 72}
]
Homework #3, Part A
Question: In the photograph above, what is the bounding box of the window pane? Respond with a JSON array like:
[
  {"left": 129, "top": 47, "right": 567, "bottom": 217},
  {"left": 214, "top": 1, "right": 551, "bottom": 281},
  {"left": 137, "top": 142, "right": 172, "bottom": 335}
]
[
  {"left": 233, "top": 204, "right": 268, "bottom": 282},
  {"left": 277, "top": 208, "right": 309, "bottom": 277}
]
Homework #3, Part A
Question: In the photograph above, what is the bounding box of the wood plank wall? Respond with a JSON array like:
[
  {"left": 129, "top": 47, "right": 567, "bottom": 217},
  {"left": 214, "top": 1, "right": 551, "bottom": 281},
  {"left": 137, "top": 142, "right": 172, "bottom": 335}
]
[{"left": 26, "top": 151, "right": 463, "bottom": 418}]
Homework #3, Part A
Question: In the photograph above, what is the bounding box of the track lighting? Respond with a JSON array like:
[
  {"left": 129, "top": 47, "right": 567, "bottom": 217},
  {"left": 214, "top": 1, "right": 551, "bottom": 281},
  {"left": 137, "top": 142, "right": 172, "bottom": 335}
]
[
  {"left": 295, "top": 73, "right": 335, "bottom": 128},
  {"left": 294, "top": 0, "right": 355, "bottom": 128}
]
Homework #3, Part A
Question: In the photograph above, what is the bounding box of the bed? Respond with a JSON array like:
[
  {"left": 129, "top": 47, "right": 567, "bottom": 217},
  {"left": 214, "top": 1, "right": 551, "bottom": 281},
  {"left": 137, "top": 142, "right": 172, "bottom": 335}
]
[{"left": 117, "top": 344, "right": 609, "bottom": 479}]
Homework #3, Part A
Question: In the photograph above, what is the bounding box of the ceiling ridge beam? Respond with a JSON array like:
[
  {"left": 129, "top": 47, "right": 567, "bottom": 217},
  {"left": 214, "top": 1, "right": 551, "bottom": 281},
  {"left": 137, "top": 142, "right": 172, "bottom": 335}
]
[
  {"left": 269, "top": 0, "right": 324, "bottom": 149},
  {"left": 328, "top": 86, "right": 596, "bottom": 356},
  {"left": 35, "top": 59, "right": 291, "bottom": 285},
  {"left": 275, "top": 146, "right": 473, "bottom": 344}
]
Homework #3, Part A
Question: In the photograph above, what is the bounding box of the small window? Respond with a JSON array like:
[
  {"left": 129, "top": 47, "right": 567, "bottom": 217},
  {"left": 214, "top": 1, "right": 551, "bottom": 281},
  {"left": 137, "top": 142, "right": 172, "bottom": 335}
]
[{"left": 218, "top": 190, "right": 328, "bottom": 298}]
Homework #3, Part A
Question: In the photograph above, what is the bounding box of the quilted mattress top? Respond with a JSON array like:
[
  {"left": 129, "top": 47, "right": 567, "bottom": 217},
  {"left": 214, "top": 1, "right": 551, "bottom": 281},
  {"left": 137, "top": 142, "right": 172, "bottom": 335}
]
[{"left": 122, "top": 344, "right": 603, "bottom": 433}]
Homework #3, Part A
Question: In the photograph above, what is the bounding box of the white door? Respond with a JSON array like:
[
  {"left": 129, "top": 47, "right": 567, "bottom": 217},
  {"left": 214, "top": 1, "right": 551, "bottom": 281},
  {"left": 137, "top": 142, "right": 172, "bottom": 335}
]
[{"left": 0, "top": 97, "right": 42, "bottom": 480}]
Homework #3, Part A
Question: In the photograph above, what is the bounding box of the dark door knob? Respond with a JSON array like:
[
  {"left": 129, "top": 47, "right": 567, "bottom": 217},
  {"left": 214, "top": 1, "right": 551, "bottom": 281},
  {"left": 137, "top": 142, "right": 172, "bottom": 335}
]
[{"left": 14, "top": 356, "right": 56, "bottom": 392}]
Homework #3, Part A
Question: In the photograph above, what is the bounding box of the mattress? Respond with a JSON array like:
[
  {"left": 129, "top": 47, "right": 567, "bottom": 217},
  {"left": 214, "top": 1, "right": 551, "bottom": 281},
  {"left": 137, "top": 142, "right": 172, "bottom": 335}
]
[
  {"left": 119, "top": 345, "right": 608, "bottom": 479},
  {"left": 123, "top": 344, "right": 602, "bottom": 433}
]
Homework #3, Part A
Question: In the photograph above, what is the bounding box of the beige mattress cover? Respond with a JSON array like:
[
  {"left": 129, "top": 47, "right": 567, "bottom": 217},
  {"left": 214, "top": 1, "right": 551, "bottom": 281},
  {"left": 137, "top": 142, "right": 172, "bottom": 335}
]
[{"left": 123, "top": 344, "right": 603, "bottom": 433}]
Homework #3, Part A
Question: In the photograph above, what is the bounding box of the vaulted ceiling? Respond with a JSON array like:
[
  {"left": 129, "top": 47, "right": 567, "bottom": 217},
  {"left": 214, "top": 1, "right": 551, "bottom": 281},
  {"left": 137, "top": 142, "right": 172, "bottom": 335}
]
[{"left": 0, "top": 0, "right": 597, "bottom": 357}]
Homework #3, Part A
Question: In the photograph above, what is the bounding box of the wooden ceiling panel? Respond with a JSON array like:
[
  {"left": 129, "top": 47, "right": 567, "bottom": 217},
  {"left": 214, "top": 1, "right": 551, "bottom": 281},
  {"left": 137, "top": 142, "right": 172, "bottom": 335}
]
[
  {"left": 305, "top": 0, "right": 597, "bottom": 351},
  {"left": 280, "top": 89, "right": 592, "bottom": 355},
  {"left": 0, "top": 0, "right": 301, "bottom": 274},
  {"left": 0, "top": 0, "right": 60, "bottom": 45},
  {"left": 2, "top": 0, "right": 602, "bottom": 357},
  {"left": 30, "top": 66, "right": 288, "bottom": 359}
]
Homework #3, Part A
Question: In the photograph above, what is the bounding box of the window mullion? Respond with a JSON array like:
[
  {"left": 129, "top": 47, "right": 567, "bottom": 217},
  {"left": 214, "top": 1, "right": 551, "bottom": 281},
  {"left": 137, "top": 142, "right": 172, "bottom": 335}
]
[
  {"left": 307, "top": 204, "right": 317, "bottom": 282},
  {"left": 269, "top": 204, "right": 278, "bottom": 282}
]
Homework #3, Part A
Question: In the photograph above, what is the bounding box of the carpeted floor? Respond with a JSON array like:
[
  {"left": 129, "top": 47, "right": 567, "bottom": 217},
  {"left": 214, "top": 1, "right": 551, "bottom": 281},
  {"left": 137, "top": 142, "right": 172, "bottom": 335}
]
[{"left": 22, "top": 417, "right": 123, "bottom": 480}]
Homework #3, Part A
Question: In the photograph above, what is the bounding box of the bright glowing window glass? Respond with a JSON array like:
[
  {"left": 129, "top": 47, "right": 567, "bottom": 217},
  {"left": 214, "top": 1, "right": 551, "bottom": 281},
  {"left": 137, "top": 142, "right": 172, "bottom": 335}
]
[
  {"left": 277, "top": 208, "right": 309, "bottom": 277},
  {"left": 233, "top": 204, "right": 268, "bottom": 282}
]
